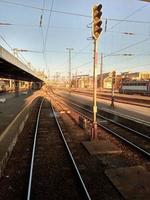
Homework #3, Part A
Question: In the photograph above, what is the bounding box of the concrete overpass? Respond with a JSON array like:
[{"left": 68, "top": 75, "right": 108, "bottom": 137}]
[{"left": 0, "top": 46, "right": 43, "bottom": 82}]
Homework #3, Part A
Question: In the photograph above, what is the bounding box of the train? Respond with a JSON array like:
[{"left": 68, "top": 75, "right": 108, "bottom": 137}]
[
  {"left": 32, "top": 82, "right": 43, "bottom": 90},
  {"left": 119, "top": 80, "right": 150, "bottom": 95}
]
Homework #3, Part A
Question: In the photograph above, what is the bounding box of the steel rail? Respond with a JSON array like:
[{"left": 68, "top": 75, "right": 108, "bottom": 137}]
[
  {"left": 97, "top": 112, "right": 150, "bottom": 140},
  {"left": 97, "top": 121, "right": 150, "bottom": 157},
  {"left": 68, "top": 89, "right": 150, "bottom": 108},
  {"left": 27, "top": 98, "right": 44, "bottom": 200},
  {"left": 54, "top": 93, "right": 150, "bottom": 140},
  {"left": 51, "top": 94, "right": 150, "bottom": 157},
  {"left": 100, "top": 107, "right": 150, "bottom": 127},
  {"left": 51, "top": 101, "right": 91, "bottom": 200},
  {"left": 52, "top": 91, "right": 150, "bottom": 126}
]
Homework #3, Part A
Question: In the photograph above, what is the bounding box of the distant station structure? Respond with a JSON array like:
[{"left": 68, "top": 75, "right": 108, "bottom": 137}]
[
  {"left": 0, "top": 46, "right": 43, "bottom": 82},
  {"left": 0, "top": 46, "right": 44, "bottom": 93}
]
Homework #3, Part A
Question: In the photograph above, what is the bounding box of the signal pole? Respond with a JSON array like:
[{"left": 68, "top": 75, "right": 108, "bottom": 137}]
[
  {"left": 91, "top": 4, "right": 102, "bottom": 139},
  {"left": 111, "top": 70, "right": 116, "bottom": 108},
  {"left": 92, "top": 39, "right": 98, "bottom": 139},
  {"left": 66, "top": 48, "right": 74, "bottom": 93}
]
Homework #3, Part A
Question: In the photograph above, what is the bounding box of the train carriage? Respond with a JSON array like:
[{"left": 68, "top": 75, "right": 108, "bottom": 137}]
[{"left": 119, "top": 80, "right": 150, "bottom": 95}]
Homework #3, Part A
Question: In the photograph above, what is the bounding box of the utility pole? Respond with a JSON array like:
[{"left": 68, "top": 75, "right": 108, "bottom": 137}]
[
  {"left": 76, "top": 69, "right": 78, "bottom": 88},
  {"left": 66, "top": 48, "right": 74, "bottom": 93},
  {"left": 91, "top": 4, "right": 102, "bottom": 139}
]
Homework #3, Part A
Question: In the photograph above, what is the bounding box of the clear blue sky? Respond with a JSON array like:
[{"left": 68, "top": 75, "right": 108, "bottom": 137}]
[{"left": 0, "top": 0, "right": 150, "bottom": 78}]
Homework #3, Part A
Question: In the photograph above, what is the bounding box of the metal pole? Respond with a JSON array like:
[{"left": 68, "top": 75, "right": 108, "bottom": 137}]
[
  {"left": 76, "top": 69, "right": 78, "bottom": 88},
  {"left": 69, "top": 50, "right": 71, "bottom": 91},
  {"left": 92, "top": 39, "right": 98, "bottom": 139},
  {"left": 66, "top": 48, "right": 74, "bottom": 93},
  {"left": 111, "top": 81, "right": 115, "bottom": 108},
  {"left": 14, "top": 80, "right": 19, "bottom": 97}
]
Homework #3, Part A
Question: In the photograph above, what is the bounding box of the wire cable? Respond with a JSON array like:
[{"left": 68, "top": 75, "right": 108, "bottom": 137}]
[
  {"left": 104, "top": 37, "right": 150, "bottom": 58},
  {"left": 43, "top": 0, "right": 54, "bottom": 53},
  {"left": 1, "top": 1, "right": 150, "bottom": 24},
  {"left": 0, "top": 34, "right": 12, "bottom": 49},
  {"left": 107, "top": 4, "right": 149, "bottom": 31}
]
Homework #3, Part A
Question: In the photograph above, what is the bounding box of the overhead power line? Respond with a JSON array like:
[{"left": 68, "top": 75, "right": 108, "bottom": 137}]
[
  {"left": 105, "top": 37, "right": 150, "bottom": 58},
  {"left": 0, "top": 0, "right": 90, "bottom": 17},
  {"left": 39, "top": 0, "right": 48, "bottom": 73},
  {"left": 0, "top": 34, "right": 31, "bottom": 65},
  {"left": 43, "top": 0, "right": 54, "bottom": 52},
  {"left": 0, "top": 0, "right": 42, "bottom": 10},
  {"left": 107, "top": 53, "right": 150, "bottom": 56},
  {"left": 0, "top": 34, "right": 12, "bottom": 49},
  {"left": 0, "top": 1, "right": 150, "bottom": 24},
  {"left": 107, "top": 4, "right": 149, "bottom": 31},
  {"left": 75, "top": 60, "right": 92, "bottom": 70},
  {"left": 0, "top": 22, "right": 12, "bottom": 25},
  {"left": 106, "top": 18, "right": 150, "bottom": 24}
]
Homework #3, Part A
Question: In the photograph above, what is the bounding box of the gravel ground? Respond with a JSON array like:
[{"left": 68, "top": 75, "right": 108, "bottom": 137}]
[
  {"left": 30, "top": 99, "right": 84, "bottom": 200},
  {"left": 50, "top": 93, "right": 150, "bottom": 199},
  {"left": 51, "top": 97, "right": 123, "bottom": 200},
  {"left": 0, "top": 98, "right": 41, "bottom": 200},
  {"left": 0, "top": 89, "right": 149, "bottom": 200}
]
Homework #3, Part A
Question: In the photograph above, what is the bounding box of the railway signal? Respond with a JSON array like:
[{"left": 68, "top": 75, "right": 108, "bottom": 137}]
[
  {"left": 112, "top": 70, "right": 116, "bottom": 84},
  {"left": 92, "top": 4, "right": 102, "bottom": 40},
  {"left": 91, "top": 4, "right": 102, "bottom": 140}
]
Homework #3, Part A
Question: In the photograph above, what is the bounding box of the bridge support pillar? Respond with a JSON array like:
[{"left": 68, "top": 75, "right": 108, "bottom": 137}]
[
  {"left": 28, "top": 82, "right": 31, "bottom": 93},
  {"left": 14, "top": 80, "right": 19, "bottom": 97}
]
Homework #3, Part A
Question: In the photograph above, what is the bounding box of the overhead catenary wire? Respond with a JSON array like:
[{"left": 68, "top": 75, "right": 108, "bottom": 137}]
[
  {"left": 43, "top": 0, "right": 54, "bottom": 53},
  {"left": 1, "top": 0, "right": 149, "bottom": 77},
  {"left": 115, "top": 62, "right": 150, "bottom": 73},
  {"left": 39, "top": 0, "right": 48, "bottom": 73},
  {"left": 40, "top": 0, "right": 55, "bottom": 78},
  {"left": 0, "top": 34, "right": 29, "bottom": 65},
  {"left": 104, "top": 37, "right": 150, "bottom": 58},
  {"left": 0, "top": 34, "right": 12, "bottom": 50},
  {"left": 0, "top": 0, "right": 150, "bottom": 24},
  {"left": 51, "top": 42, "right": 92, "bottom": 73},
  {"left": 107, "top": 4, "right": 149, "bottom": 31},
  {"left": 0, "top": 1, "right": 92, "bottom": 76}
]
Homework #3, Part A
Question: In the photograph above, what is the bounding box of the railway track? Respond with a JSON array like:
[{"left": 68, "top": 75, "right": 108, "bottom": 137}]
[
  {"left": 59, "top": 89, "right": 150, "bottom": 108},
  {"left": 51, "top": 93, "right": 150, "bottom": 158},
  {"left": 0, "top": 95, "right": 123, "bottom": 200},
  {"left": 27, "top": 98, "right": 91, "bottom": 200}
]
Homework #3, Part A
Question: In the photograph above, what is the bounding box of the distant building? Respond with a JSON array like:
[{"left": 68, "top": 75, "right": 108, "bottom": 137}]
[
  {"left": 71, "top": 71, "right": 150, "bottom": 90},
  {"left": 72, "top": 75, "right": 91, "bottom": 88},
  {"left": 103, "top": 77, "right": 112, "bottom": 89},
  {"left": 103, "top": 71, "right": 150, "bottom": 89},
  {"left": 97, "top": 73, "right": 109, "bottom": 88},
  {"left": 121, "top": 71, "right": 150, "bottom": 81}
]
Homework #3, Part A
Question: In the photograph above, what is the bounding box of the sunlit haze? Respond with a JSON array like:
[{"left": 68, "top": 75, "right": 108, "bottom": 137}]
[{"left": 0, "top": 0, "right": 150, "bottom": 78}]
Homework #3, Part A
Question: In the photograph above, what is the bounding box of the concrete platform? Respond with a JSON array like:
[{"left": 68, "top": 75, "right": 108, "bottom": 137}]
[
  {"left": 82, "top": 140, "right": 122, "bottom": 155},
  {"left": 0, "top": 91, "right": 39, "bottom": 135},
  {"left": 105, "top": 165, "right": 150, "bottom": 200},
  {"left": 0, "top": 91, "right": 41, "bottom": 177}
]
